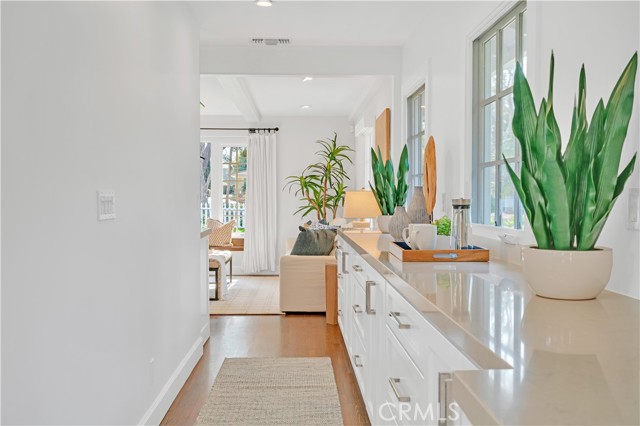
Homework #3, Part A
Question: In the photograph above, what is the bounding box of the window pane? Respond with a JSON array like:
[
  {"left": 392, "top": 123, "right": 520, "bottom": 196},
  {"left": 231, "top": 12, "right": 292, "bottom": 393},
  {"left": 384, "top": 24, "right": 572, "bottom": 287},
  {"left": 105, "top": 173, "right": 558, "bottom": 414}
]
[
  {"left": 501, "top": 19, "right": 517, "bottom": 89},
  {"left": 484, "top": 36, "right": 497, "bottom": 98},
  {"left": 522, "top": 11, "right": 527, "bottom": 73},
  {"left": 230, "top": 146, "right": 238, "bottom": 163},
  {"left": 500, "top": 93, "right": 516, "bottom": 159},
  {"left": 499, "top": 164, "right": 516, "bottom": 228},
  {"left": 483, "top": 102, "right": 497, "bottom": 161},
  {"left": 238, "top": 147, "right": 248, "bottom": 171},
  {"left": 222, "top": 147, "right": 231, "bottom": 162},
  {"left": 483, "top": 166, "right": 497, "bottom": 226}
]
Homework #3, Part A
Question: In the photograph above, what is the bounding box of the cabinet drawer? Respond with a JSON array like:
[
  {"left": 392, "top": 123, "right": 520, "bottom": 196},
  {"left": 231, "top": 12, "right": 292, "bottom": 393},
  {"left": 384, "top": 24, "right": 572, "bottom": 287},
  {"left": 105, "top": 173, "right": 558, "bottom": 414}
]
[
  {"left": 351, "top": 327, "right": 368, "bottom": 399},
  {"left": 386, "top": 285, "right": 476, "bottom": 378},
  {"left": 351, "top": 281, "right": 367, "bottom": 342},
  {"left": 383, "top": 325, "right": 429, "bottom": 426}
]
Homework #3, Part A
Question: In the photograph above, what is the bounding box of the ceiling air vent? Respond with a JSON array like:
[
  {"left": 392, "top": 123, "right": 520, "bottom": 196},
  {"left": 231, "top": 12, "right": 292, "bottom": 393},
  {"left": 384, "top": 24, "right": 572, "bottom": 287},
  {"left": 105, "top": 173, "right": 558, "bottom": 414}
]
[{"left": 251, "top": 38, "right": 290, "bottom": 46}]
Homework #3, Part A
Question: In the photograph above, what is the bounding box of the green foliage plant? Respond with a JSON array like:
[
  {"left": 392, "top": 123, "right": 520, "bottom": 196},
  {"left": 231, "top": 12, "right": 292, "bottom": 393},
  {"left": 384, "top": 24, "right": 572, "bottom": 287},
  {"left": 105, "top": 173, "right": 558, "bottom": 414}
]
[
  {"left": 433, "top": 216, "right": 451, "bottom": 236},
  {"left": 369, "top": 145, "right": 410, "bottom": 215},
  {"left": 284, "top": 133, "right": 354, "bottom": 222},
  {"left": 506, "top": 52, "right": 637, "bottom": 250}
]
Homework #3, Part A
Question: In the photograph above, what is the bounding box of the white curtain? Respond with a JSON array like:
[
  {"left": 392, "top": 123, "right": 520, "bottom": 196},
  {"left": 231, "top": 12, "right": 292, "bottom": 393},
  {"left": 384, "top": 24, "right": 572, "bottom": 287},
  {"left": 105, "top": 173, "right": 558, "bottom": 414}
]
[{"left": 243, "top": 131, "right": 277, "bottom": 273}]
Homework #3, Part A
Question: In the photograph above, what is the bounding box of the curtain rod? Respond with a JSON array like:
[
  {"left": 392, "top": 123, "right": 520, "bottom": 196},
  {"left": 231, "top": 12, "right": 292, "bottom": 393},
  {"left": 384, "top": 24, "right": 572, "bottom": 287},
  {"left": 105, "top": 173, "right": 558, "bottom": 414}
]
[{"left": 200, "top": 127, "right": 279, "bottom": 133}]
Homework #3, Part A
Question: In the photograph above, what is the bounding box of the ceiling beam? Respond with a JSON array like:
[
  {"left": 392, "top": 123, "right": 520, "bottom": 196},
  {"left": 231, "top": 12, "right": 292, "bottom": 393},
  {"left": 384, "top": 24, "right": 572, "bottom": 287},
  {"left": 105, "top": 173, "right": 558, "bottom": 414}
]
[{"left": 215, "top": 76, "right": 262, "bottom": 123}]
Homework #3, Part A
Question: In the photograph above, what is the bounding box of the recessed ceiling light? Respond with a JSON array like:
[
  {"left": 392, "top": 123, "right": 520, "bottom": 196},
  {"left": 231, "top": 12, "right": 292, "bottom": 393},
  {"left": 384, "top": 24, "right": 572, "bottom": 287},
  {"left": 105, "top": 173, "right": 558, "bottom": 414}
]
[
  {"left": 256, "top": 0, "right": 273, "bottom": 7},
  {"left": 301, "top": 105, "right": 311, "bottom": 109},
  {"left": 302, "top": 76, "right": 313, "bottom": 82}
]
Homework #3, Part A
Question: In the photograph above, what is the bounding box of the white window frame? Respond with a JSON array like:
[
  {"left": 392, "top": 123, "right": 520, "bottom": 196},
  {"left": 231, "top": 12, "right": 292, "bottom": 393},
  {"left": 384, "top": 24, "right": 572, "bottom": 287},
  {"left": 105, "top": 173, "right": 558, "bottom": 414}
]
[
  {"left": 406, "top": 85, "right": 426, "bottom": 201},
  {"left": 472, "top": 2, "right": 527, "bottom": 230},
  {"left": 200, "top": 135, "right": 248, "bottom": 235}
]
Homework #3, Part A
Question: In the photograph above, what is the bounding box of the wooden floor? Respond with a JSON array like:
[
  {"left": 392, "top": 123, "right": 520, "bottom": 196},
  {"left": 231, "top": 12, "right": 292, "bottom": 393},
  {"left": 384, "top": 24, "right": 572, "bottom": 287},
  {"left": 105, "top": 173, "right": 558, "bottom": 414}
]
[{"left": 160, "top": 314, "right": 370, "bottom": 426}]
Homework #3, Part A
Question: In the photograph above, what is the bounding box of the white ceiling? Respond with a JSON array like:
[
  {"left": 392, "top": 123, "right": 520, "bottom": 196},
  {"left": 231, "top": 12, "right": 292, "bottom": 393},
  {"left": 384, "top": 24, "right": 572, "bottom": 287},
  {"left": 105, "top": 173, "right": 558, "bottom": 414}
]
[
  {"left": 189, "top": 1, "right": 431, "bottom": 46},
  {"left": 201, "top": 76, "right": 243, "bottom": 116},
  {"left": 195, "top": 1, "right": 414, "bottom": 118},
  {"left": 201, "top": 74, "right": 383, "bottom": 117}
]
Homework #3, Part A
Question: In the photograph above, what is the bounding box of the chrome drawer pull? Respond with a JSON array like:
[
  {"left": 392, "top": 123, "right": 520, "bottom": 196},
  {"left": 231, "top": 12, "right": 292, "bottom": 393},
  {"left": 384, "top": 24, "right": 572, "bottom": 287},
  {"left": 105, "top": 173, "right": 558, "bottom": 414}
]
[
  {"left": 389, "top": 378, "right": 410, "bottom": 402},
  {"left": 365, "top": 281, "right": 376, "bottom": 314},
  {"left": 352, "top": 304, "right": 363, "bottom": 314},
  {"left": 352, "top": 264, "right": 363, "bottom": 272},
  {"left": 353, "top": 354, "right": 363, "bottom": 367},
  {"left": 438, "top": 372, "right": 453, "bottom": 426},
  {"left": 389, "top": 311, "right": 410, "bottom": 329},
  {"left": 342, "top": 252, "right": 349, "bottom": 274}
]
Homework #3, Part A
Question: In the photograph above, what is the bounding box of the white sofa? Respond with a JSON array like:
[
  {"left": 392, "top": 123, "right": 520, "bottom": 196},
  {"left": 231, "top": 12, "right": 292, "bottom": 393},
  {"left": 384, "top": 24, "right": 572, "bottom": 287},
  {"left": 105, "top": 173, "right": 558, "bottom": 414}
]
[{"left": 279, "top": 238, "right": 337, "bottom": 312}]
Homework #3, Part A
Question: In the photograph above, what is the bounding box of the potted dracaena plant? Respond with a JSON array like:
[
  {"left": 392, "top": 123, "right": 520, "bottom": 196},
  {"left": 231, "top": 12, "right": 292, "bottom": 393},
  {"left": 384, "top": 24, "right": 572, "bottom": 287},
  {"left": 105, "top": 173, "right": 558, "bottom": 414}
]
[
  {"left": 506, "top": 52, "right": 637, "bottom": 300},
  {"left": 369, "top": 145, "right": 409, "bottom": 237},
  {"left": 284, "top": 133, "right": 354, "bottom": 223}
]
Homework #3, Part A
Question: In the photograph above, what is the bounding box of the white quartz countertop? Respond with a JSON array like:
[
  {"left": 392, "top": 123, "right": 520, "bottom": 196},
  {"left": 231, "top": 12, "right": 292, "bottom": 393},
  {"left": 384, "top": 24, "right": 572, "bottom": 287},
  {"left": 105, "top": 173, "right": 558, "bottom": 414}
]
[{"left": 338, "top": 231, "right": 639, "bottom": 425}]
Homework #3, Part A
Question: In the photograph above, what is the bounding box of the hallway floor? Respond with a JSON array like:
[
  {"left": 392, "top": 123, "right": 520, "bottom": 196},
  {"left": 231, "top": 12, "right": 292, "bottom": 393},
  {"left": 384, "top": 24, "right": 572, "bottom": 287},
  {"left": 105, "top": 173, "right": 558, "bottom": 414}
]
[{"left": 160, "top": 314, "right": 370, "bottom": 426}]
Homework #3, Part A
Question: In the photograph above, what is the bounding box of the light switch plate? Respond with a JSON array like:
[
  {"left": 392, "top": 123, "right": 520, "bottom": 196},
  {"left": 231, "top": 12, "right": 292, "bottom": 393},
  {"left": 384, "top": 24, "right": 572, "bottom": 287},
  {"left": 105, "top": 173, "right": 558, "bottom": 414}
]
[
  {"left": 97, "top": 190, "right": 116, "bottom": 221},
  {"left": 629, "top": 188, "right": 639, "bottom": 231}
]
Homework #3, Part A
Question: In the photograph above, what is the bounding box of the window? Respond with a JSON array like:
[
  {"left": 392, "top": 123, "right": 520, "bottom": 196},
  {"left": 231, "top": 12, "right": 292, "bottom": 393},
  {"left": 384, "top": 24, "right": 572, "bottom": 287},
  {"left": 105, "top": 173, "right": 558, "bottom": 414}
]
[
  {"left": 473, "top": 3, "right": 526, "bottom": 229},
  {"left": 200, "top": 142, "right": 212, "bottom": 227},
  {"left": 222, "top": 146, "right": 247, "bottom": 233},
  {"left": 407, "top": 86, "right": 426, "bottom": 196}
]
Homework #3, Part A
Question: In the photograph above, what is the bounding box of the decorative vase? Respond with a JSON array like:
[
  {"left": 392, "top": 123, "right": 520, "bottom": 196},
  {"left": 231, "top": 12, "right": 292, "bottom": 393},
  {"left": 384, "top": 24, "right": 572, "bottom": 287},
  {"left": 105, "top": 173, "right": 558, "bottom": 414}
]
[
  {"left": 407, "top": 186, "right": 429, "bottom": 223},
  {"left": 376, "top": 215, "right": 393, "bottom": 233},
  {"left": 522, "top": 246, "right": 613, "bottom": 300},
  {"left": 388, "top": 206, "right": 410, "bottom": 241}
]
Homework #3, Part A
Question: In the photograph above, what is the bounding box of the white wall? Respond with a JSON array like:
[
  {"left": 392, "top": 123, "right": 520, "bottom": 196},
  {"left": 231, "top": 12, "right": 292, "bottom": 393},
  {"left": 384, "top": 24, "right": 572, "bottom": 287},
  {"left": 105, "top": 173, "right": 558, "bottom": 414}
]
[
  {"left": 200, "top": 115, "right": 355, "bottom": 274},
  {"left": 351, "top": 78, "right": 394, "bottom": 190},
  {"left": 2, "top": 3, "right": 202, "bottom": 424},
  {"left": 399, "top": 1, "right": 640, "bottom": 298}
]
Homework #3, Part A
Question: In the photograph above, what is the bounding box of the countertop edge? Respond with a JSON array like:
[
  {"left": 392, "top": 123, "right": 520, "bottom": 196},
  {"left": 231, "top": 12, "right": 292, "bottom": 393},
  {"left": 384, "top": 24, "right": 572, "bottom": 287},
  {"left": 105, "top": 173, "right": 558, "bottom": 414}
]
[{"left": 338, "top": 230, "right": 510, "bottom": 371}]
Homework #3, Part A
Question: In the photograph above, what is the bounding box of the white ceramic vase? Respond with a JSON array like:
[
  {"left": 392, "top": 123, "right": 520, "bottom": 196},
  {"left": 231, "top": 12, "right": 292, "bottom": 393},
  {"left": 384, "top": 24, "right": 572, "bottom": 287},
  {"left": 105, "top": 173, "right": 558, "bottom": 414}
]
[
  {"left": 376, "top": 215, "right": 393, "bottom": 233},
  {"left": 522, "top": 247, "right": 613, "bottom": 300}
]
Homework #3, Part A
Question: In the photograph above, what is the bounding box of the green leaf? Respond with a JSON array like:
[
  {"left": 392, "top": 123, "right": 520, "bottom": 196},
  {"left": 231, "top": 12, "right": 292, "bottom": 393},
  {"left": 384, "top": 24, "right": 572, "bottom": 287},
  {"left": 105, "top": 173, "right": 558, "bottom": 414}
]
[
  {"left": 512, "top": 61, "right": 539, "bottom": 176},
  {"left": 503, "top": 155, "right": 533, "bottom": 224},
  {"left": 593, "top": 53, "right": 638, "bottom": 222},
  {"left": 563, "top": 65, "right": 588, "bottom": 244},
  {"left": 521, "top": 166, "right": 552, "bottom": 249},
  {"left": 541, "top": 123, "right": 571, "bottom": 249},
  {"left": 613, "top": 153, "right": 637, "bottom": 201}
]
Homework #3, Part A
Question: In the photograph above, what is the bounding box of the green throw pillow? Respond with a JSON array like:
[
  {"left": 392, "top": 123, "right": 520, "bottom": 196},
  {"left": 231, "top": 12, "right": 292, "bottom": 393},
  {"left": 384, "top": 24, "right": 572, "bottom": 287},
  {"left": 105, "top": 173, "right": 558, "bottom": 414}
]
[{"left": 291, "top": 227, "right": 337, "bottom": 256}]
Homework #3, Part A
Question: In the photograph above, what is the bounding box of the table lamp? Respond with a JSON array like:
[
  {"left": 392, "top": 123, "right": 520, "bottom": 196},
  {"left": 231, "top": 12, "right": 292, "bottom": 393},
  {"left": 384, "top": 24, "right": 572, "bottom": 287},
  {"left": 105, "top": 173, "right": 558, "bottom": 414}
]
[{"left": 343, "top": 190, "right": 381, "bottom": 229}]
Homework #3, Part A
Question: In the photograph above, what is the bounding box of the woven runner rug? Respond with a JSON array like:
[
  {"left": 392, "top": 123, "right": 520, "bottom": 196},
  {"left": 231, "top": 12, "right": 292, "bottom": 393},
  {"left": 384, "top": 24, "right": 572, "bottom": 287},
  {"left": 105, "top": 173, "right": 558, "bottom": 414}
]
[{"left": 196, "top": 357, "right": 343, "bottom": 426}]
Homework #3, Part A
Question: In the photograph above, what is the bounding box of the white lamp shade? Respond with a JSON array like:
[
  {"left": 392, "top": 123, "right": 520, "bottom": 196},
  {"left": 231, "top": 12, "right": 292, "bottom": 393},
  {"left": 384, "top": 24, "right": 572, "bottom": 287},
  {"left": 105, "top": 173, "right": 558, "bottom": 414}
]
[{"left": 343, "top": 190, "right": 381, "bottom": 219}]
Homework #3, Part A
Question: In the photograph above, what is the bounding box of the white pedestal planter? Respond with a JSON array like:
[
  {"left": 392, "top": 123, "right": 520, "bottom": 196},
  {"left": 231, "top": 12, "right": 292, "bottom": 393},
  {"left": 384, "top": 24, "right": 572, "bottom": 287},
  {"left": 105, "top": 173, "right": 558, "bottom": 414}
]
[
  {"left": 522, "top": 247, "right": 613, "bottom": 300},
  {"left": 376, "top": 215, "right": 392, "bottom": 233}
]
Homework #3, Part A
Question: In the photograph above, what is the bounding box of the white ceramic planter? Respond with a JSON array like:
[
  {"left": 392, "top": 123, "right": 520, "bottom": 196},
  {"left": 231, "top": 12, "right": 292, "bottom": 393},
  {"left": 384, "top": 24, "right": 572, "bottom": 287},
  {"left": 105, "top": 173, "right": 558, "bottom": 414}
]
[
  {"left": 522, "top": 246, "right": 613, "bottom": 300},
  {"left": 376, "top": 215, "right": 393, "bottom": 233}
]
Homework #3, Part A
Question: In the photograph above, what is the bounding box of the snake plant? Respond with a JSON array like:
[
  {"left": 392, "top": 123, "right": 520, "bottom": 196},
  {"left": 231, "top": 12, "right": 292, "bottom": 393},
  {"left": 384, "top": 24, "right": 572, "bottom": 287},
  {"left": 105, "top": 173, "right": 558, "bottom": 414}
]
[
  {"left": 369, "top": 145, "right": 410, "bottom": 215},
  {"left": 506, "top": 52, "right": 637, "bottom": 250}
]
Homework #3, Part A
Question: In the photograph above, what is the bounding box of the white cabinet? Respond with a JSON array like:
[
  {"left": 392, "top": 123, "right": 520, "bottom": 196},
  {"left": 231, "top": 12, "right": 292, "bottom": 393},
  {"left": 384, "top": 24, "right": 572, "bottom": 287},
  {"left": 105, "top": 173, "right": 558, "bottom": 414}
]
[{"left": 337, "top": 236, "right": 477, "bottom": 426}]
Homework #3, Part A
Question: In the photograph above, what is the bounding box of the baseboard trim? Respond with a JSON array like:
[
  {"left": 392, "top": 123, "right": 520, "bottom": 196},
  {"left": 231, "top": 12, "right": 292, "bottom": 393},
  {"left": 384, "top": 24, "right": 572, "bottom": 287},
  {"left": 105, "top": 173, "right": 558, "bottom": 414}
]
[
  {"left": 200, "top": 321, "right": 210, "bottom": 344},
  {"left": 138, "top": 336, "right": 204, "bottom": 426}
]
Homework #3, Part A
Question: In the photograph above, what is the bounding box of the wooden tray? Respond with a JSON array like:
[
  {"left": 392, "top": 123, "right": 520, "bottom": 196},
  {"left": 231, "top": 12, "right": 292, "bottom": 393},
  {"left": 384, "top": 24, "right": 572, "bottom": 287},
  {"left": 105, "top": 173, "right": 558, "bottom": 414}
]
[{"left": 389, "top": 241, "right": 489, "bottom": 262}]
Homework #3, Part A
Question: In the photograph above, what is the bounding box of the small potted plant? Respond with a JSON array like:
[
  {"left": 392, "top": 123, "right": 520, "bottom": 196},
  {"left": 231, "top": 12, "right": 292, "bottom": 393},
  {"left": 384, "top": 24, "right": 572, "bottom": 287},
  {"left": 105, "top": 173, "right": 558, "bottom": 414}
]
[
  {"left": 506, "top": 52, "right": 637, "bottom": 300},
  {"left": 369, "top": 145, "right": 409, "bottom": 237},
  {"left": 284, "top": 133, "right": 354, "bottom": 223}
]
